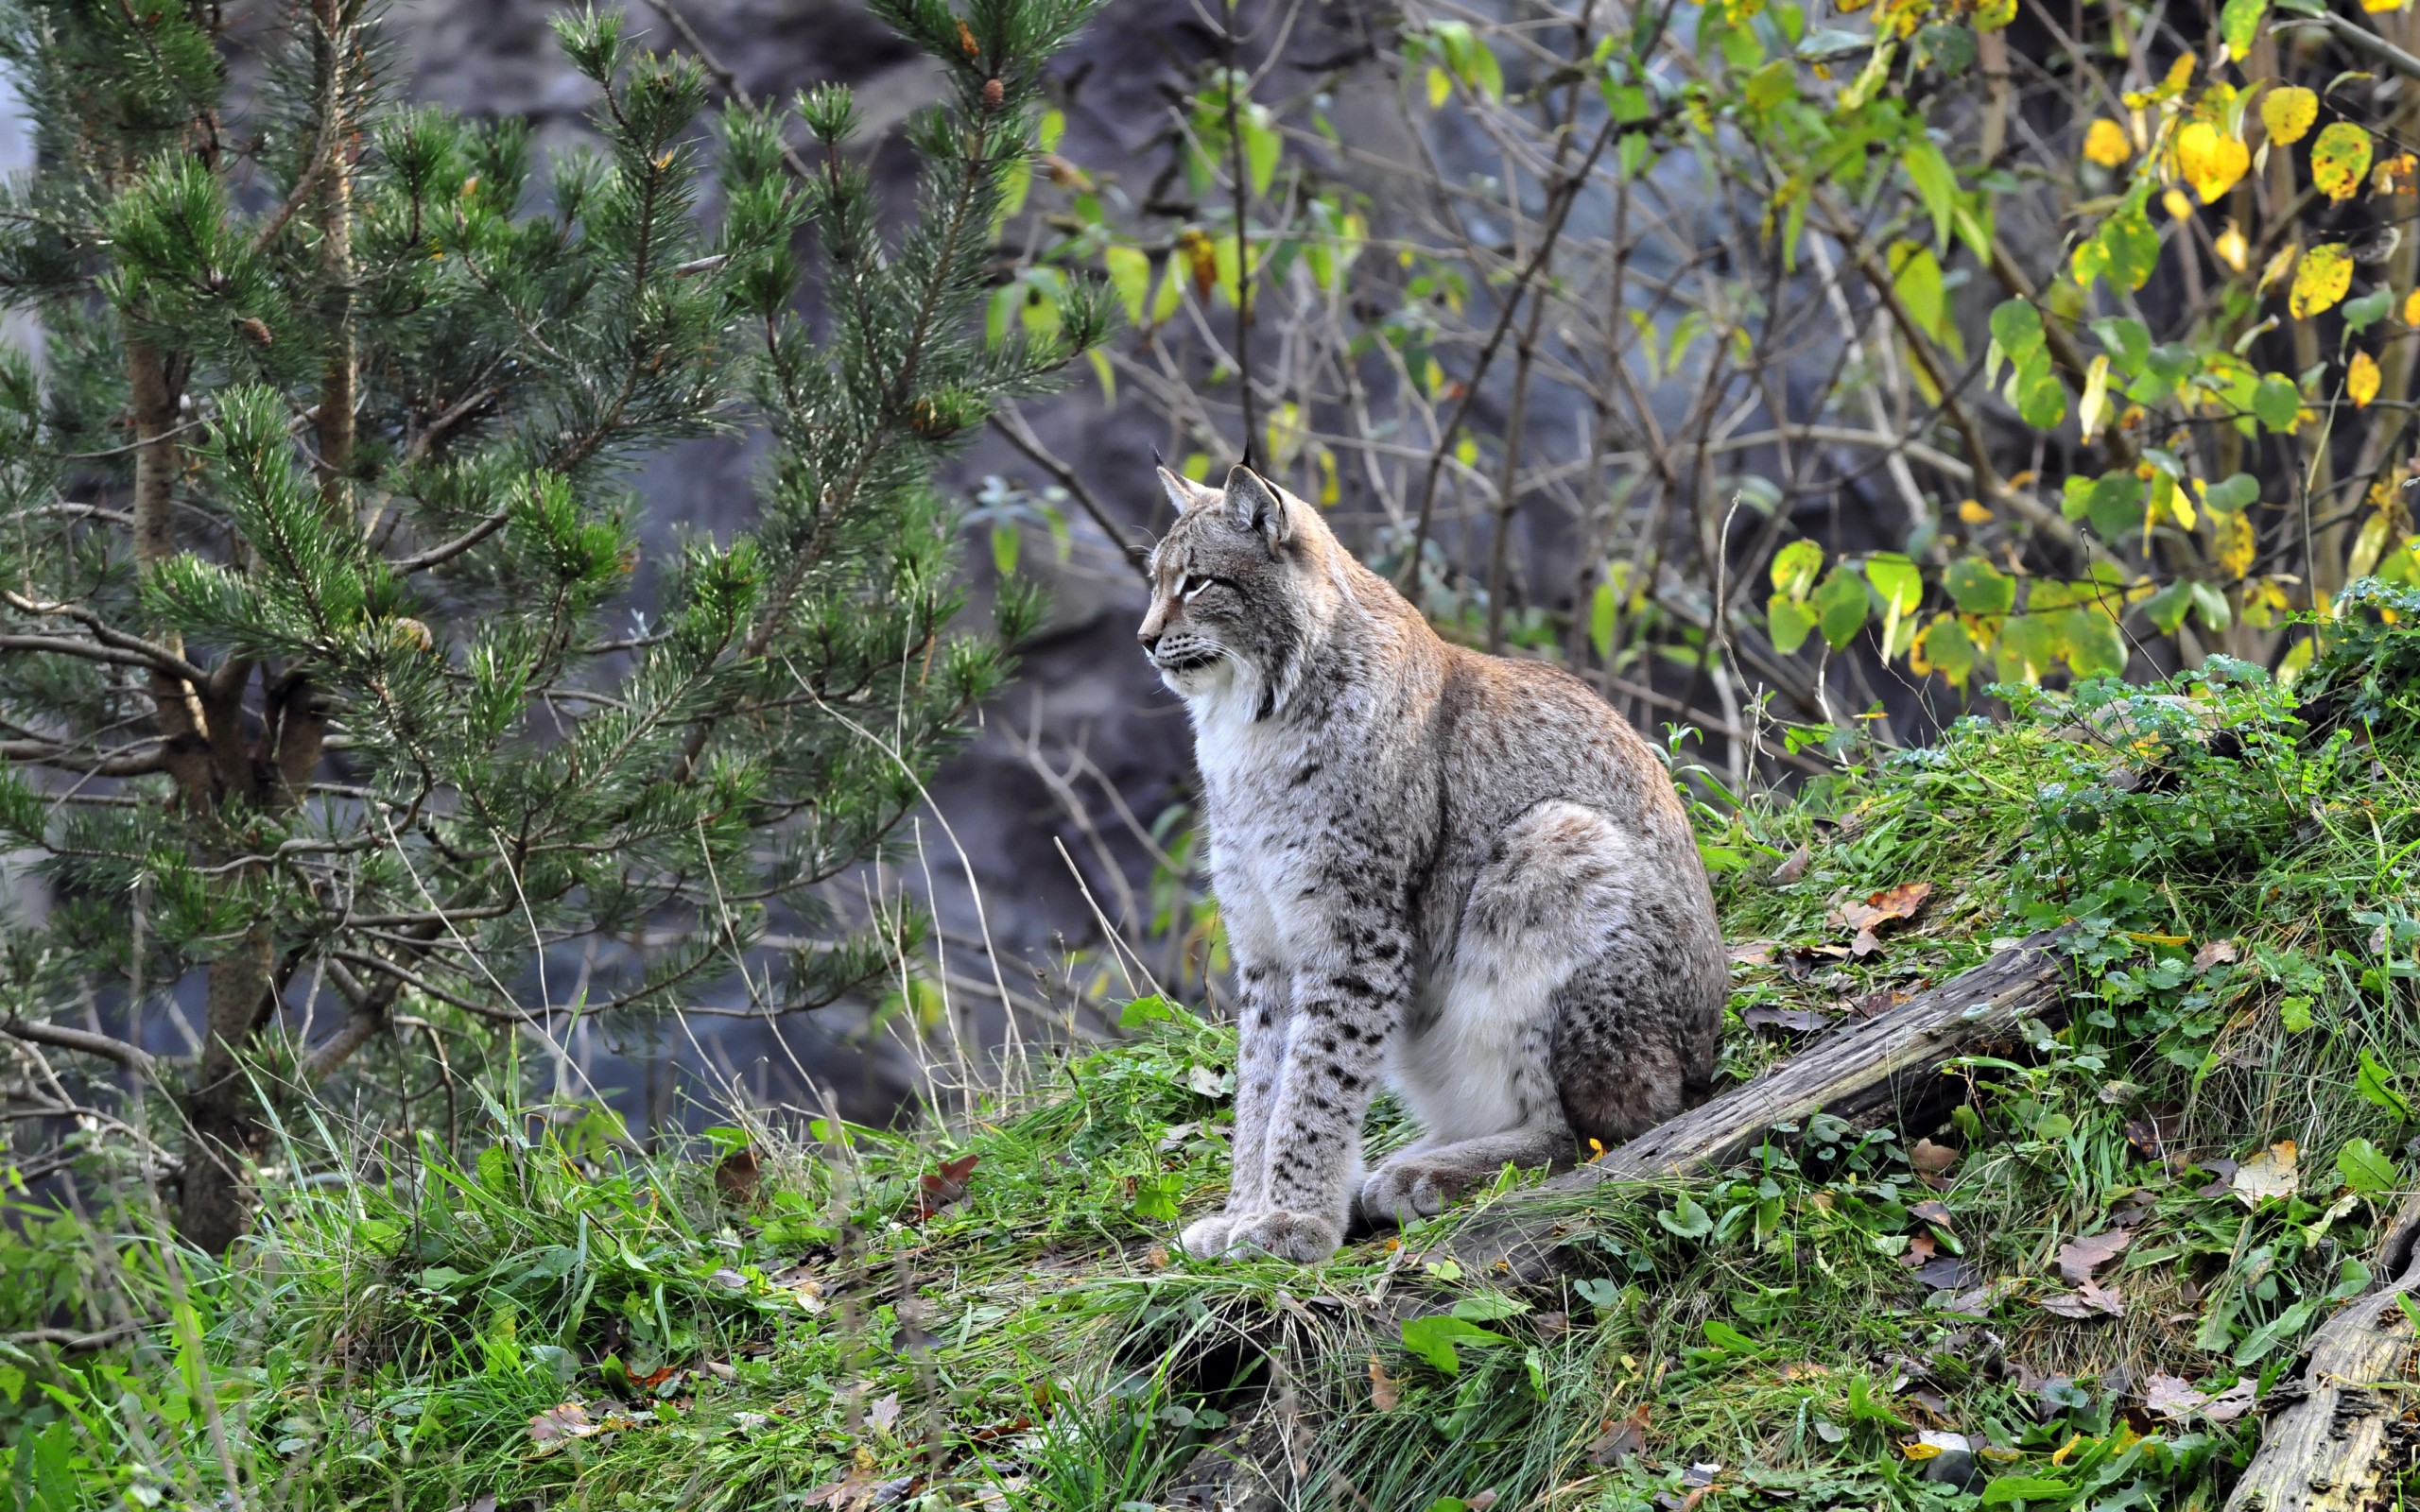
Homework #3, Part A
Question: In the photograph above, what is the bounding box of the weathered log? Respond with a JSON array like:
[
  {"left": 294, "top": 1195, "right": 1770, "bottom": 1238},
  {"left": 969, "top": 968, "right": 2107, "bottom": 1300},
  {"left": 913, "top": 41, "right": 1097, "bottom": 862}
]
[
  {"left": 2222, "top": 1190, "right": 2420, "bottom": 1512},
  {"left": 1450, "top": 928, "right": 2073, "bottom": 1277}
]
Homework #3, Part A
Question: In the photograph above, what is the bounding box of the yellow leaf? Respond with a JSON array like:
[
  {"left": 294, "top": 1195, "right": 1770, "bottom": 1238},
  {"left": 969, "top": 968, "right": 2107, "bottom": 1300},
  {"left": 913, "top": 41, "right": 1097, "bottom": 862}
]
[
  {"left": 2349, "top": 350, "right": 2382, "bottom": 407},
  {"left": 2261, "top": 85, "right": 2318, "bottom": 146},
  {"left": 2217, "top": 511, "right": 2256, "bottom": 578},
  {"left": 2290, "top": 243, "right": 2353, "bottom": 318},
  {"left": 2162, "top": 187, "right": 2195, "bottom": 220},
  {"left": 2350, "top": 507, "right": 2394, "bottom": 578},
  {"left": 2406, "top": 288, "right": 2420, "bottom": 325},
  {"left": 1903, "top": 1441, "right": 1945, "bottom": 1461},
  {"left": 1426, "top": 65, "right": 1451, "bottom": 109},
  {"left": 2215, "top": 219, "right": 2250, "bottom": 272},
  {"left": 2083, "top": 118, "right": 2133, "bottom": 167},
  {"left": 2081, "top": 353, "right": 2112, "bottom": 436},
  {"left": 2376, "top": 153, "right": 2419, "bottom": 194},
  {"left": 2259, "top": 242, "right": 2299, "bottom": 293},
  {"left": 2312, "top": 122, "right": 2376, "bottom": 203},
  {"left": 2362, "top": 0, "right": 2405, "bottom": 14},
  {"left": 2158, "top": 52, "right": 2197, "bottom": 100},
  {"left": 2177, "top": 121, "right": 2251, "bottom": 203},
  {"left": 1958, "top": 498, "right": 1994, "bottom": 524}
]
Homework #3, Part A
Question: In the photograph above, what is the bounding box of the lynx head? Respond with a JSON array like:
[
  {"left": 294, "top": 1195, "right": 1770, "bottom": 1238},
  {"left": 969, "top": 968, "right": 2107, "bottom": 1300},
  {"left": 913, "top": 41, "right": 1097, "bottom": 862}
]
[{"left": 1138, "top": 464, "right": 1336, "bottom": 715}]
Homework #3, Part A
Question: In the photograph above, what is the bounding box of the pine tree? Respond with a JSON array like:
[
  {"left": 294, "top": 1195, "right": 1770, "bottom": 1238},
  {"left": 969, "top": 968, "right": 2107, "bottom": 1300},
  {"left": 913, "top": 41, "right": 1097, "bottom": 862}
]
[{"left": 0, "top": 0, "right": 1107, "bottom": 1250}]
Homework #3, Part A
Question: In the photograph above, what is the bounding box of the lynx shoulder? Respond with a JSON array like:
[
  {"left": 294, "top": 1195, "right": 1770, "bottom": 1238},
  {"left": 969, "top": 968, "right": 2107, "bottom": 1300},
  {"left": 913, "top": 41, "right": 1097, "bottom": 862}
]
[{"left": 1138, "top": 463, "right": 1726, "bottom": 1264}]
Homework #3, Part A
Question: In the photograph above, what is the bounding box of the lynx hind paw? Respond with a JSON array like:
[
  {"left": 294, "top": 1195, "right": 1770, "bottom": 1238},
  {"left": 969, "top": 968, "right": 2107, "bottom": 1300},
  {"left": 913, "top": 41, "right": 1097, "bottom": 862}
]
[
  {"left": 1360, "top": 1156, "right": 1484, "bottom": 1228},
  {"left": 1180, "top": 1212, "right": 1242, "bottom": 1260}
]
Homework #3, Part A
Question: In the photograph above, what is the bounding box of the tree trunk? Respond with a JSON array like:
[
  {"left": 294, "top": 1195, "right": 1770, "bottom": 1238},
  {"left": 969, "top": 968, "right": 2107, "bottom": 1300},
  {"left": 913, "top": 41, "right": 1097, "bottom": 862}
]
[
  {"left": 2221, "top": 1191, "right": 2420, "bottom": 1512},
  {"left": 180, "top": 927, "right": 274, "bottom": 1254}
]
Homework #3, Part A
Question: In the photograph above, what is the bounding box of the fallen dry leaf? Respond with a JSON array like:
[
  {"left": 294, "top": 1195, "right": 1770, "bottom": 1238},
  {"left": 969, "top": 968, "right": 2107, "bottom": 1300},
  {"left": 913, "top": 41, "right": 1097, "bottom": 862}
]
[
  {"left": 2054, "top": 1228, "right": 2131, "bottom": 1284},
  {"left": 2192, "top": 938, "right": 2239, "bottom": 972},
  {"left": 1588, "top": 1406, "right": 1650, "bottom": 1465},
  {"left": 2204, "top": 1378, "right": 2259, "bottom": 1424},
  {"left": 1770, "top": 846, "right": 1810, "bottom": 885},
  {"left": 1744, "top": 1004, "right": 1828, "bottom": 1036},
  {"left": 1900, "top": 1232, "right": 1939, "bottom": 1267},
  {"left": 1728, "top": 940, "right": 1778, "bottom": 966},
  {"left": 2231, "top": 1141, "right": 2298, "bottom": 1207},
  {"left": 2037, "top": 1278, "right": 2124, "bottom": 1318},
  {"left": 715, "top": 1144, "right": 760, "bottom": 1205},
  {"left": 1910, "top": 1199, "right": 1954, "bottom": 1229},
  {"left": 1368, "top": 1356, "right": 1402, "bottom": 1412},
  {"left": 1833, "top": 882, "right": 1933, "bottom": 936},
  {"left": 909, "top": 1153, "right": 981, "bottom": 1220},
  {"left": 1909, "top": 1139, "right": 1960, "bottom": 1177},
  {"left": 529, "top": 1401, "right": 593, "bottom": 1444},
  {"left": 1466, "top": 1492, "right": 1500, "bottom": 1511},
  {"left": 865, "top": 1391, "right": 902, "bottom": 1435}
]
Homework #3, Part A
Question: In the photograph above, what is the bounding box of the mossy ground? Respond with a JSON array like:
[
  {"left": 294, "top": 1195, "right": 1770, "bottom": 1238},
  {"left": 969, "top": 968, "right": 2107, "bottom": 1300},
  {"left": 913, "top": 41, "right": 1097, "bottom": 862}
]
[{"left": 6, "top": 594, "right": 2419, "bottom": 1511}]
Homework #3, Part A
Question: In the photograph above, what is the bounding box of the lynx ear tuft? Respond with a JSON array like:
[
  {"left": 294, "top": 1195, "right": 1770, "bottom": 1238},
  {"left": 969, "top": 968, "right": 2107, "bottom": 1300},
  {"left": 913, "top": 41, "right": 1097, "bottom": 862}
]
[
  {"left": 1157, "top": 465, "right": 1222, "bottom": 516},
  {"left": 1223, "top": 465, "right": 1293, "bottom": 551}
]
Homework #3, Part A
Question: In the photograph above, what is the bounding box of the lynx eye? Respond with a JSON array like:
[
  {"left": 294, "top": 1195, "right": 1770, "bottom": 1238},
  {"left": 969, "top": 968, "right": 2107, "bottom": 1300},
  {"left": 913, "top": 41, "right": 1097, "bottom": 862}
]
[{"left": 1180, "top": 573, "right": 1234, "bottom": 601}]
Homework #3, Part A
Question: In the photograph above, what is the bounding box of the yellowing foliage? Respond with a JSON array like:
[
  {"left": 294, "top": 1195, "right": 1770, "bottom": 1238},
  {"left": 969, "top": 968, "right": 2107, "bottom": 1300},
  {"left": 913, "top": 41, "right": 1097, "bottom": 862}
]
[
  {"left": 2311, "top": 122, "right": 2376, "bottom": 203},
  {"left": 2083, "top": 118, "right": 2133, "bottom": 167},
  {"left": 2176, "top": 121, "right": 2250, "bottom": 203},
  {"left": 2261, "top": 86, "right": 2318, "bottom": 146},
  {"left": 2290, "top": 243, "right": 2353, "bottom": 318},
  {"left": 2349, "top": 350, "right": 2382, "bottom": 407}
]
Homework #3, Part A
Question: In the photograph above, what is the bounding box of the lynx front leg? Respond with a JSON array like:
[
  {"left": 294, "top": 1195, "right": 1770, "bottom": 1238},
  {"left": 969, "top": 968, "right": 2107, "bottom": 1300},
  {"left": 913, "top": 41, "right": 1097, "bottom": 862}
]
[
  {"left": 1224, "top": 919, "right": 1410, "bottom": 1263},
  {"left": 1181, "top": 959, "right": 1287, "bottom": 1260}
]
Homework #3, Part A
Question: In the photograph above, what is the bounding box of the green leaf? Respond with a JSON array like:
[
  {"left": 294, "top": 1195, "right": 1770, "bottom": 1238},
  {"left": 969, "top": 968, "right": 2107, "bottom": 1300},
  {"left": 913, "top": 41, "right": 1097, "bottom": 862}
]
[
  {"left": 1590, "top": 580, "right": 1617, "bottom": 662},
  {"left": 2142, "top": 580, "right": 2194, "bottom": 635},
  {"left": 1917, "top": 613, "right": 1976, "bottom": 686},
  {"left": 1768, "top": 595, "right": 1820, "bottom": 655},
  {"left": 1902, "top": 134, "right": 1958, "bottom": 249},
  {"left": 2343, "top": 287, "right": 2394, "bottom": 334},
  {"left": 1981, "top": 1476, "right": 2075, "bottom": 1505},
  {"left": 1996, "top": 613, "right": 2066, "bottom": 680},
  {"left": 1400, "top": 1314, "right": 1511, "bottom": 1376},
  {"left": 2014, "top": 352, "right": 2066, "bottom": 429},
  {"left": 2255, "top": 373, "right": 2303, "bottom": 432},
  {"left": 2188, "top": 580, "right": 2232, "bottom": 631},
  {"left": 1989, "top": 299, "right": 2045, "bottom": 361},
  {"left": 2281, "top": 995, "right": 2315, "bottom": 1032},
  {"left": 2089, "top": 316, "right": 2151, "bottom": 374},
  {"left": 2337, "top": 1138, "right": 2399, "bottom": 1194},
  {"left": 2203, "top": 472, "right": 2260, "bottom": 512},
  {"left": 1865, "top": 553, "right": 1923, "bottom": 616},
  {"left": 2220, "top": 0, "right": 2268, "bottom": 55},
  {"left": 1945, "top": 556, "right": 2015, "bottom": 615},
  {"left": 1771, "top": 538, "right": 1825, "bottom": 596},
  {"left": 1657, "top": 1194, "right": 1715, "bottom": 1238},
  {"left": 1450, "top": 1292, "right": 1531, "bottom": 1322},
  {"left": 1117, "top": 995, "right": 1174, "bottom": 1028},
  {"left": 1891, "top": 242, "right": 1947, "bottom": 343},
  {"left": 1702, "top": 1318, "right": 1764, "bottom": 1353},
  {"left": 1104, "top": 245, "right": 1151, "bottom": 326},
  {"left": 1813, "top": 568, "right": 1870, "bottom": 651},
  {"left": 2061, "top": 609, "right": 2129, "bottom": 679},
  {"left": 1241, "top": 105, "right": 1282, "bottom": 197},
  {"left": 2356, "top": 1049, "right": 2411, "bottom": 1120}
]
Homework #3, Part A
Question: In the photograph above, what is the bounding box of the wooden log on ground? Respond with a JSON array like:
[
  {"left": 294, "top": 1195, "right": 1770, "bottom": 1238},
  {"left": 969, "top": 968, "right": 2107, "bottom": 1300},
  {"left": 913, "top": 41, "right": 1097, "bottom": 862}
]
[
  {"left": 2221, "top": 1190, "right": 2420, "bottom": 1512},
  {"left": 1450, "top": 928, "right": 2074, "bottom": 1278}
]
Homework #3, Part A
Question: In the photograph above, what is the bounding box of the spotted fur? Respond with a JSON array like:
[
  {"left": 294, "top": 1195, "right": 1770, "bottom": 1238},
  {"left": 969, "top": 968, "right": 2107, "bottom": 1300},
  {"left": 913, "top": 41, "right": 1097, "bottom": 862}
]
[{"left": 1140, "top": 465, "right": 1725, "bottom": 1263}]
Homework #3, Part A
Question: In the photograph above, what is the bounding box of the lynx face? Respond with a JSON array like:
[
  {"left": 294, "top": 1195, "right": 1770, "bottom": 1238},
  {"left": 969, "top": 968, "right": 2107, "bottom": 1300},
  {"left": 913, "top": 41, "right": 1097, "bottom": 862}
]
[{"left": 1137, "top": 467, "right": 1315, "bottom": 713}]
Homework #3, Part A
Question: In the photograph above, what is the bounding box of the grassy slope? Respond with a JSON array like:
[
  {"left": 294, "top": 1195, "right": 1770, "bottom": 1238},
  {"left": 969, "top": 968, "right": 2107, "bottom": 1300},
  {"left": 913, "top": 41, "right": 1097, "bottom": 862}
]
[{"left": 6, "top": 592, "right": 2419, "bottom": 1512}]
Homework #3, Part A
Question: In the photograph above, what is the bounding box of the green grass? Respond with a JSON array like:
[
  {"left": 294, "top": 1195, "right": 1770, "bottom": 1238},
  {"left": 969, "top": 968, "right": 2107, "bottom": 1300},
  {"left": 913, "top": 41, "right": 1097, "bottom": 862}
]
[{"left": 6, "top": 590, "right": 2420, "bottom": 1511}]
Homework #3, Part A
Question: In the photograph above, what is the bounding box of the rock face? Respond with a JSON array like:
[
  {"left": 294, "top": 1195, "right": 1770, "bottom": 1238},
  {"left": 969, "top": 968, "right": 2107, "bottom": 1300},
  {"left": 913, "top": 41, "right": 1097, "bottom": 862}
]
[{"left": 379, "top": 0, "right": 1201, "bottom": 1125}]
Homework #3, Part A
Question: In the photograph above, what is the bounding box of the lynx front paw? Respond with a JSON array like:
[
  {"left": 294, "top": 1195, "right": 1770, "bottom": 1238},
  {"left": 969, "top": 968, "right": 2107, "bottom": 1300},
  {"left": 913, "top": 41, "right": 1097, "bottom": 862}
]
[
  {"left": 1223, "top": 1210, "right": 1344, "bottom": 1263},
  {"left": 1180, "top": 1212, "right": 1243, "bottom": 1259},
  {"left": 1360, "top": 1156, "right": 1478, "bottom": 1227}
]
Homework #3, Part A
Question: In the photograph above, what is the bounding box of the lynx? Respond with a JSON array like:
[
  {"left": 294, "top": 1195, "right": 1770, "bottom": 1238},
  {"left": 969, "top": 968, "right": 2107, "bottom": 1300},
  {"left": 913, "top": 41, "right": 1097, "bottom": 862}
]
[{"left": 1140, "top": 464, "right": 1725, "bottom": 1263}]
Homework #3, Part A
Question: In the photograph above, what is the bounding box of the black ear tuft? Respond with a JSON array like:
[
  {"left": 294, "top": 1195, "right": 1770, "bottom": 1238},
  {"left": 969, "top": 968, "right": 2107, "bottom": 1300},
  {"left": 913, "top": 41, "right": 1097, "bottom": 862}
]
[{"left": 1223, "top": 465, "right": 1292, "bottom": 551}]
